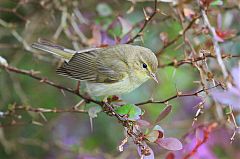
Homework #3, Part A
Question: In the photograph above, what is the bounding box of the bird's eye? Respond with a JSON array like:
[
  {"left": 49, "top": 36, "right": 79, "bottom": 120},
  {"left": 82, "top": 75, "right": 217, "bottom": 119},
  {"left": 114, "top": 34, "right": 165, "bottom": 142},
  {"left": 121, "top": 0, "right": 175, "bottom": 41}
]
[{"left": 142, "top": 63, "right": 147, "bottom": 69}]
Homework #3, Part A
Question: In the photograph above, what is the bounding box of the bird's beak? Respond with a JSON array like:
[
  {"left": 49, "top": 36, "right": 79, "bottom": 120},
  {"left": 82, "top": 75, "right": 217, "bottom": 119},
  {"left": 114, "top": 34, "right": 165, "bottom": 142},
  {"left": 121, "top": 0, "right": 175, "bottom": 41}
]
[{"left": 150, "top": 72, "right": 158, "bottom": 83}]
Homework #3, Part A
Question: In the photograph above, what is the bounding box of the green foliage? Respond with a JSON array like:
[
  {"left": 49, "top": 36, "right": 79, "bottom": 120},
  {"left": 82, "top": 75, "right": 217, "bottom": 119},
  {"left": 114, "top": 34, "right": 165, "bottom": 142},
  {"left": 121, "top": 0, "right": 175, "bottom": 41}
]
[{"left": 115, "top": 104, "right": 142, "bottom": 121}]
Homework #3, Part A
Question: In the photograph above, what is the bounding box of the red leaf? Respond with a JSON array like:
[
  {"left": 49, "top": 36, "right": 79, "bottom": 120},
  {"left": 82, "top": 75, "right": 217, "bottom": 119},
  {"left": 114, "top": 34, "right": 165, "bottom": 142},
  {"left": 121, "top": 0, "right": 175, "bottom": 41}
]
[
  {"left": 165, "top": 152, "right": 175, "bottom": 159},
  {"left": 215, "top": 29, "right": 236, "bottom": 42}
]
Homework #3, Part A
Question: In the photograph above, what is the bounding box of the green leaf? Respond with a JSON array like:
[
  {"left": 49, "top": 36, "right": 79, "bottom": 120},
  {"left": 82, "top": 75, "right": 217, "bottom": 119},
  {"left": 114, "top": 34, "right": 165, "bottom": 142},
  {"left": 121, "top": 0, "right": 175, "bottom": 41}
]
[
  {"left": 109, "top": 25, "right": 122, "bottom": 37},
  {"left": 115, "top": 104, "right": 142, "bottom": 121},
  {"left": 210, "top": 0, "right": 223, "bottom": 6},
  {"left": 224, "top": 106, "right": 232, "bottom": 115}
]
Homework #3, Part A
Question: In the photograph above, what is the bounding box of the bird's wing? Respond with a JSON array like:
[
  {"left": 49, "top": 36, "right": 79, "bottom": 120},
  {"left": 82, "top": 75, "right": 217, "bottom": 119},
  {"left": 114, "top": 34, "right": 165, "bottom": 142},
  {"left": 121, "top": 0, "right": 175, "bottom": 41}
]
[
  {"left": 95, "top": 56, "right": 128, "bottom": 83},
  {"left": 56, "top": 49, "right": 127, "bottom": 83}
]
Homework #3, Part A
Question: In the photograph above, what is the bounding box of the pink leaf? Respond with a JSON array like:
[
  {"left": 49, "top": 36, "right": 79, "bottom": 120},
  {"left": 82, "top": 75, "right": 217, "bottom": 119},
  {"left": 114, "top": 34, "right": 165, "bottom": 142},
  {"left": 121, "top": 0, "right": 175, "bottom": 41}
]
[
  {"left": 155, "top": 105, "right": 172, "bottom": 124},
  {"left": 210, "top": 89, "right": 240, "bottom": 111},
  {"left": 156, "top": 137, "right": 183, "bottom": 151},
  {"left": 217, "top": 13, "right": 222, "bottom": 29},
  {"left": 118, "top": 17, "right": 133, "bottom": 37},
  {"left": 88, "top": 25, "right": 102, "bottom": 46},
  {"left": 136, "top": 119, "right": 151, "bottom": 128},
  {"left": 231, "top": 67, "right": 240, "bottom": 90}
]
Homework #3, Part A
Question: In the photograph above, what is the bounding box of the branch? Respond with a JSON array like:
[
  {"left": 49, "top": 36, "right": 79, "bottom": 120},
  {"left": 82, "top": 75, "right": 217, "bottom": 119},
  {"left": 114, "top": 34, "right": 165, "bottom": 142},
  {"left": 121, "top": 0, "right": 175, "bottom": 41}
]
[
  {"left": 0, "top": 62, "right": 223, "bottom": 157},
  {"left": 0, "top": 63, "right": 154, "bottom": 154},
  {"left": 0, "top": 64, "right": 129, "bottom": 122},
  {"left": 156, "top": 15, "right": 201, "bottom": 57},
  {"left": 136, "top": 84, "right": 220, "bottom": 106},
  {"left": 159, "top": 53, "right": 240, "bottom": 68},
  {"left": 0, "top": 7, "right": 27, "bottom": 21},
  {"left": 0, "top": 63, "right": 99, "bottom": 104},
  {"left": 4, "top": 105, "right": 87, "bottom": 115},
  {"left": 126, "top": 0, "right": 158, "bottom": 44},
  {"left": 199, "top": 3, "right": 228, "bottom": 79}
]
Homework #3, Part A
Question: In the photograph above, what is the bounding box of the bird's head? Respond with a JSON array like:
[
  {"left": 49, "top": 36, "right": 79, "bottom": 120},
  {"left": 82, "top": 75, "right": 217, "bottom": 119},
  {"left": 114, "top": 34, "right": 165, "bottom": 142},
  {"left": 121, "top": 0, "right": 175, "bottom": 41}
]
[{"left": 133, "top": 47, "right": 159, "bottom": 83}]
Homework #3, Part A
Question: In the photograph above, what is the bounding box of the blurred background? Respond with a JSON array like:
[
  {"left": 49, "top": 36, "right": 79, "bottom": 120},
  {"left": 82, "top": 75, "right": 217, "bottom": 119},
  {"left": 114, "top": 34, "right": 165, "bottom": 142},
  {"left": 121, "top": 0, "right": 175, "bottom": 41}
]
[{"left": 0, "top": 0, "right": 240, "bottom": 158}]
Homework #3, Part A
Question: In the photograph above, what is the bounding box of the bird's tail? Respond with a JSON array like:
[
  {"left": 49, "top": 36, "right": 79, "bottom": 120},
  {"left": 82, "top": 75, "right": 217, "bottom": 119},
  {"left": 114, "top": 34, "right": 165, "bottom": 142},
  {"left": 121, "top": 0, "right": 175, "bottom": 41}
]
[{"left": 31, "top": 39, "right": 76, "bottom": 60}]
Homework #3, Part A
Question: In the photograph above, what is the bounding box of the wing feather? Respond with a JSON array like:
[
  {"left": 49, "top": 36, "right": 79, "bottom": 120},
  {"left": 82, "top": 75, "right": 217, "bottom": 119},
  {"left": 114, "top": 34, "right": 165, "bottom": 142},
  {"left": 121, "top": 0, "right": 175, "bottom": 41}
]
[
  {"left": 56, "top": 51, "right": 98, "bottom": 81},
  {"left": 57, "top": 47, "right": 128, "bottom": 83}
]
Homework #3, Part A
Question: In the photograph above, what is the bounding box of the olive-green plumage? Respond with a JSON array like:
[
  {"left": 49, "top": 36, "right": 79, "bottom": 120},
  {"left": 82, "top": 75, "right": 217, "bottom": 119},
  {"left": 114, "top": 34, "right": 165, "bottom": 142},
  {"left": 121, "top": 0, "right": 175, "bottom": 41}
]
[{"left": 32, "top": 41, "right": 158, "bottom": 96}]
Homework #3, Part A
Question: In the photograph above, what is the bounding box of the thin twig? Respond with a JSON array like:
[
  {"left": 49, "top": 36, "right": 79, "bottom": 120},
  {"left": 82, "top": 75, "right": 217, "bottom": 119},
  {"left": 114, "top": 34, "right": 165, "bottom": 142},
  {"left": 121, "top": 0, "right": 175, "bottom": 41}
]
[
  {"left": 0, "top": 63, "right": 97, "bottom": 104},
  {"left": 136, "top": 84, "right": 220, "bottom": 105},
  {"left": 159, "top": 53, "right": 240, "bottom": 68},
  {"left": 156, "top": 15, "right": 201, "bottom": 57},
  {"left": 126, "top": 0, "right": 158, "bottom": 44},
  {"left": 7, "top": 105, "right": 87, "bottom": 114}
]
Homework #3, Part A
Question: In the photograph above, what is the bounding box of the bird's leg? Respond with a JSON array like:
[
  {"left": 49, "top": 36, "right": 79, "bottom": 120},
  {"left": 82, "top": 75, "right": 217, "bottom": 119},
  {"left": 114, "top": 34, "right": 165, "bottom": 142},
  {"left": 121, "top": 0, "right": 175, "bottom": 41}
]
[{"left": 75, "top": 81, "right": 81, "bottom": 93}]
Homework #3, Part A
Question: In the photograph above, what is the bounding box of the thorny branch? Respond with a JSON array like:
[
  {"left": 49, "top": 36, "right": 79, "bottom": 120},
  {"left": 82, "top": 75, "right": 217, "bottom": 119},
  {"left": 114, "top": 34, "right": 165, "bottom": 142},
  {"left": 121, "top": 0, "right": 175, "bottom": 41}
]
[
  {"left": 198, "top": 1, "right": 240, "bottom": 143},
  {"left": 5, "top": 105, "right": 87, "bottom": 115},
  {"left": 0, "top": 63, "right": 95, "bottom": 103},
  {"left": 0, "top": 105, "right": 87, "bottom": 127},
  {"left": 0, "top": 63, "right": 150, "bottom": 155},
  {"left": 159, "top": 53, "right": 240, "bottom": 68},
  {"left": 0, "top": 62, "right": 223, "bottom": 156},
  {"left": 156, "top": 15, "right": 201, "bottom": 57},
  {"left": 199, "top": 2, "right": 228, "bottom": 79},
  {"left": 0, "top": 63, "right": 221, "bottom": 107},
  {"left": 136, "top": 83, "right": 221, "bottom": 106},
  {"left": 126, "top": 0, "right": 159, "bottom": 44}
]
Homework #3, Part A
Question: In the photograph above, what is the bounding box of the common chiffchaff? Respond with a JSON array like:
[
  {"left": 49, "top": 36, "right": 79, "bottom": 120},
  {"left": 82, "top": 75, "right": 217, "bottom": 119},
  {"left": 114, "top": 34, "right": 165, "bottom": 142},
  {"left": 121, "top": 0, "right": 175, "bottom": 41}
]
[{"left": 32, "top": 40, "right": 158, "bottom": 97}]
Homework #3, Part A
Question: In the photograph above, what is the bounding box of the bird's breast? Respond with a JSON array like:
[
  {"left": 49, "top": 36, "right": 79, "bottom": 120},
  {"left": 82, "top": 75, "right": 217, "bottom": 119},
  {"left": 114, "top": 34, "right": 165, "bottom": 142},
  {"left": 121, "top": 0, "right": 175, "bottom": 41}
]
[{"left": 86, "top": 74, "right": 149, "bottom": 97}]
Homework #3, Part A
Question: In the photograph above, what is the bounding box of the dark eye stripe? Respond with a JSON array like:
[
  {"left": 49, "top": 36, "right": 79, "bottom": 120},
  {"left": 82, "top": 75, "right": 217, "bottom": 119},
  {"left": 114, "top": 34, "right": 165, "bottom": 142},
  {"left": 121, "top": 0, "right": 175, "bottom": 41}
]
[{"left": 142, "top": 63, "right": 147, "bottom": 69}]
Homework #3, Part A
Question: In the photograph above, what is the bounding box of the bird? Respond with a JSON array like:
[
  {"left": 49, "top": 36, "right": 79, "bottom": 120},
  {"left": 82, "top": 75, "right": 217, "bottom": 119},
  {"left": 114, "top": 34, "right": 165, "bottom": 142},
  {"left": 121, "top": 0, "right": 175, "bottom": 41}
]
[{"left": 31, "top": 40, "right": 158, "bottom": 97}]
